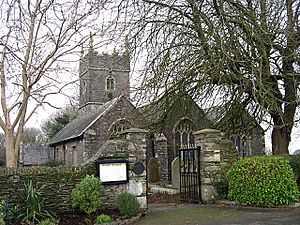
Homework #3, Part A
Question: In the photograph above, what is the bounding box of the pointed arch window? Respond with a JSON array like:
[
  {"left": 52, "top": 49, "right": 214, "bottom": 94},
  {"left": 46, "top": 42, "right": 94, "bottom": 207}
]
[
  {"left": 108, "top": 119, "right": 132, "bottom": 139},
  {"left": 174, "top": 118, "right": 196, "bottom": 156},
  {"left": 106, "top": 76, "right": 115, "bottom": 90}
]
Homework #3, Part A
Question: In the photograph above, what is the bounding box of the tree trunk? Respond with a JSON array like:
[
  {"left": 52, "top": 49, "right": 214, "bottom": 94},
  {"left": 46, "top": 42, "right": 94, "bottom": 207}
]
[
  {"left": 5, "top": 129, "right": 18, "bottom": 168},
  {"left": 271, "top": 127, "right": 289, "bottom": 155}
]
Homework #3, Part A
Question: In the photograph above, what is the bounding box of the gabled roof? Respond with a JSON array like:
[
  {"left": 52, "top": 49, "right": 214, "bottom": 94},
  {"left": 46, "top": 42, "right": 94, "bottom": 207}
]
[
  {"left": 205, "top": 102, "right": 264, "bottom": 135},
  {"left": 138, "top": 93, "right": 211, "bottom": 131},
  {"left": 49, "top": 96, "right": 123, "bottom": 146}
]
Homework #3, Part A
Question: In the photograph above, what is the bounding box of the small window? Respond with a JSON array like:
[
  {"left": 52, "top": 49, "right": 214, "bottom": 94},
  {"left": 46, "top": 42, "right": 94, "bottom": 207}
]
[{"left": 106, "top": 76, "right": 115, "bottom": 90}]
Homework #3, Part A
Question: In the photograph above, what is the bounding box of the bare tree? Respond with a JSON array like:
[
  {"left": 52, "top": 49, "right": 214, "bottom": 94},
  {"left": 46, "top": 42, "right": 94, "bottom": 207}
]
[
  {"left": 22, "top": 127, "right": 46, "bottom": 143},
  {"left": 0, "top": 0, "right": 108, "bottom": 167},
  {"left": 115, "top": 0, "right": 300, "bottom": 155}
]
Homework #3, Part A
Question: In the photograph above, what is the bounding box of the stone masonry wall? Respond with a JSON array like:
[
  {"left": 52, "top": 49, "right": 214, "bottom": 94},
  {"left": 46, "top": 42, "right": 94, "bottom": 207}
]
[
  {"left": 154, "top": 133, "right": 169, "bottom": 182},
  {"left": 51, "top": 97, "right": 142, "bottom": 166},
  {"left": 82, "top": 98, "right": 142, "bottom": 164},
  {"left": 20, "top": 143, "right": 53, "bottom": 166},
  {"left": 194, "top": 128, "right": 238, "bottom": 203},
  {"left": 79, "top": 50, "right": 130, "bottom": 114},
  {"left": 0, "top": 128, "right": 148, "bottom": 211},
  {"left": 0, "top": 164, "right": 95, "bottom": 211},
  {"left": 82, "top": 128, "right": 148, "bottom": 209}
]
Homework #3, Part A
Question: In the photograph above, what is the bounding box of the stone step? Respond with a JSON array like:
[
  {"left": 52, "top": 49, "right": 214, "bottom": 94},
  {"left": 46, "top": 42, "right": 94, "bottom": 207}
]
[{"left": 149, "top": 184, "right": 179, "bottom": 195}]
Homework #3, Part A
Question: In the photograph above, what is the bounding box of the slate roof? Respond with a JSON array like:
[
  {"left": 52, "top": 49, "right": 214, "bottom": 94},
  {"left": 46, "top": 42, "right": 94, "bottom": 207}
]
[{"left": 49, "top": 96, "right": 121, "bottom": 146}]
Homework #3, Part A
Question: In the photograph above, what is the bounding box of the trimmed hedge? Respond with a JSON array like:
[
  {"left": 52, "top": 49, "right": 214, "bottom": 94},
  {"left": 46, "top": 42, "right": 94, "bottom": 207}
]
[
  {"left": 227, "top": 156, "right": 299, "bottom": 207},
  {"left": 289, "top": 155, "right": 300, "bottom": 187}
]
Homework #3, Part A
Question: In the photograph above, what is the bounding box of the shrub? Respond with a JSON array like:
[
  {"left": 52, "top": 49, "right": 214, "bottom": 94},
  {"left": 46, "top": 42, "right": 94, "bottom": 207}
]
[
  {"left": 0, "top": 160, "right": 4, "bottom": 167},
  {"left": 213, "top": 176, "right": 229, "bottom": 200},
  {"left": 0, "top": 201, "right": 4, "bottom": 225},
  {"left": 0, "top": 201, "right": 18, "bottom": 224},
  {"left": 95, "top": 214, "right": 113, "bottom": 224},
  {"left": 289, "top": 155, "right": 300, "bottom": 187},
  {"left": 116, "top": 193, "right": 140, "bottom": 218},
  {"left": 215, "top": 140, "right": 239, "bottom": 199},
  {"left": 227, "top": 156, "right": 300, "bottom": 207},
  {"left": 18, "top": 181, "right": 57, "bottom": 224},
  {"left": 42, "top": 160, "right": 65, "bottom": 167},
  {"left": 71, "top": 175, "right": 103, "bottom": 214},
  {"left": 39, "top": 218, "right": 59, "bottom": 225}
]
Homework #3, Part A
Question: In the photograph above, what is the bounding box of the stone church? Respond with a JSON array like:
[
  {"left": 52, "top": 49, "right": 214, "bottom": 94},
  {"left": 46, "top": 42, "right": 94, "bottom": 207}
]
[{"left": 49, "top": 44, "right": 265, "bottom": 182}]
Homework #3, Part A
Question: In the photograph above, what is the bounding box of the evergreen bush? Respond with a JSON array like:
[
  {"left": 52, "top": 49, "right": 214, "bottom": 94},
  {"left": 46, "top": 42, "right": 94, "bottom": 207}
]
[
  {"left": 227, "top": 156, "right": 299, "bottom": 207},
  {"left": 39, "top": 218, "right": 59, "bottom": 225},
  {"left": 0, "top": 201, "right": 4, "bottom": 225},
  {"left": 289, "top": 155, "right": 300, "bottom": 187},
  {"left": 0, "top": 201, "right": 18, "bottom": 225},
  {"left": 95, "top": 214, "right": 113, "bottom": 224},
  {"left": 116, "top": 193, "right": 140, "bottom": 218},
  {"left": 71, "top": 175, "right": 103, "bottom": 214},
  {"left": 42, "top": 160, "right": 65, "bottom": 167}
]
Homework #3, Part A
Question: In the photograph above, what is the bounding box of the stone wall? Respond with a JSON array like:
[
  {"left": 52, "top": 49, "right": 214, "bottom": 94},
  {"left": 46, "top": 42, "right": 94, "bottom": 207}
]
[
  {"left": 82, "top": 128, "right": 148, "bottom": 209},
  {"left": 82, "top": 98, "right": 142, "bottom": 164},
  {"left": 0, "top": 164, "right": 94, "bottom": 211},
  {"left": 193, "top": 129, "right": 238, "bottom": 203},
  {"left": 53, "top": 97, "right": 142, "bottom": 166},
  {"left": 20, "top": 143, "right": 54, "bottom": 166},
  {"left": 0, "top": 128, "right": 148, "bottom": 211},
  {"left": 160, "top": 96, "right": 213, "bottom": 180},
  {"left": 52, "top": 139, "right": 85, "bottom": 166},
  {"left": 154, "top": 133, "right": 169, "bottom": 182}
]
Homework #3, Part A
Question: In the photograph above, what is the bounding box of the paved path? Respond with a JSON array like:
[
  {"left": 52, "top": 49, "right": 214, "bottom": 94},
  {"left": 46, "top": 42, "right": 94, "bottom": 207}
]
[{"left": 136, "top": 203, "right": 300, "bottom": 225}]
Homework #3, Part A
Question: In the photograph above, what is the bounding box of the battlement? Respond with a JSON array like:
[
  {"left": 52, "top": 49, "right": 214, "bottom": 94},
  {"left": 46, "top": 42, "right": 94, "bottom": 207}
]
[{"left": 78, "top": 49, "right": 130, "bottom": 114}]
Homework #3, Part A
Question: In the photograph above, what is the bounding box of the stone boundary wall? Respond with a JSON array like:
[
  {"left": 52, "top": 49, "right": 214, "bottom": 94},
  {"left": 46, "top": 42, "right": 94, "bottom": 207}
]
[
  {"left": 0, "top": 164, "right": 94, "bottom": 211},
  {"left": 0, "top": 128, "right": 148, "bottom": 211}
]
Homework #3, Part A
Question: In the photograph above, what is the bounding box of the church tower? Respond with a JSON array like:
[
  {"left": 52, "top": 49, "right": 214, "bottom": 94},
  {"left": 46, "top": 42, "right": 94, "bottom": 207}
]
[{"left": 78, "top": 35, "right": 130, "bottom": 115}]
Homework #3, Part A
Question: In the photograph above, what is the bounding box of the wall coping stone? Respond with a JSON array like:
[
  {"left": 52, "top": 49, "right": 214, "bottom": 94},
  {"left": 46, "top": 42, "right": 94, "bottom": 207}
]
[
  {"left": 0, "top": 166, "right": 84, "bottom": 176},
  {"left": 193, "top": 129, "right": 221, "bottom": 135},
  {"left": 218, "top": 139, "right": 234, "bottom": 144},
  {"left": 120, "top": 128, "right": 149, "bottom": 134}
]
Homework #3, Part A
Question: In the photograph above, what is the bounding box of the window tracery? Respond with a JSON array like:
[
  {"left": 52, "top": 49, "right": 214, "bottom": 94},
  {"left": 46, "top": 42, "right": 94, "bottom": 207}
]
[
  {"left": 108, "top": 119, "right": 132, "bottom": 138},
  {"left": 174, "top": 118, "right": 196, "bottom": 155}
]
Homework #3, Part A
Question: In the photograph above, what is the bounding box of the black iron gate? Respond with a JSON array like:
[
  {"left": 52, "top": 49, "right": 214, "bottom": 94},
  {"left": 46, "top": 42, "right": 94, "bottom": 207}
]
[{"left": 179, "top": 146, "right": 201, "bottom": 203}]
